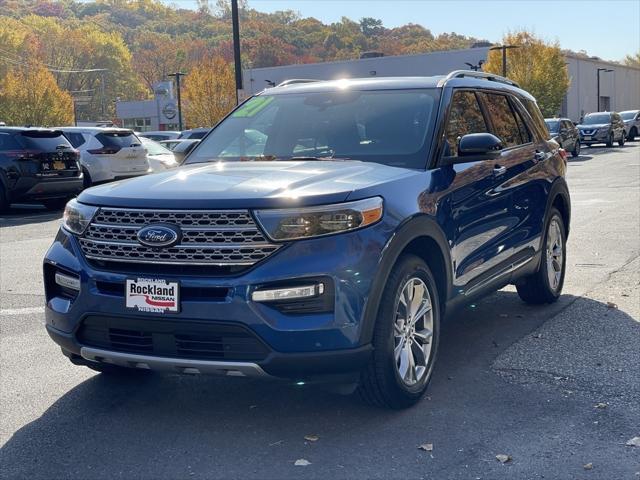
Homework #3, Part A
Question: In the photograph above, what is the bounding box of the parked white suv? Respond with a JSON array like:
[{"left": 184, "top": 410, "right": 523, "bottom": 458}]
[{"left": 59, "top": 127, "right": 149, "bottom": 187}]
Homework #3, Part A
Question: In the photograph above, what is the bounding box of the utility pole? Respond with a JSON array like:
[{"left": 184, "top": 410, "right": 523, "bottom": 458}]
[
  {"left": 596, "top": 68, "right": 613, "bottom": 112},
  {"left": 490, "top": 45, "right": 520, "bottom": 77},
  {"left": 231, "top": 0, "right": 243, "bottom": 104},
  {"left": 100, "top": 71, "right": 106, "bottom": 118},
  {"left": 168, "top": 72, "right": 187, "bottom": 131}
]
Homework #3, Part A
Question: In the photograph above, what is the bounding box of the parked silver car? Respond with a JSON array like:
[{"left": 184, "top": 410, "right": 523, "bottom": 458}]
[
  {"left": 139, "top": 136, "right": 179, "bottom": 172},
  {"left": 620, "top": 110, "right": 639, "bottom": 141}
]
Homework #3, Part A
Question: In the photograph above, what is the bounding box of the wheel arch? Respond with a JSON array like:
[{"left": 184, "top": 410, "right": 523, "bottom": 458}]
[
  {"left": 360, "top": 215, "right": 452, "bottom": 345},
  {"left": 547, "top": 177, "right": 571, "bottom": 237}
]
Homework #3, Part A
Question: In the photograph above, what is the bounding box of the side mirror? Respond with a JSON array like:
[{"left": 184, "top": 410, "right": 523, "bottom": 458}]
[{"left": 458, "top": 133, "right": 503, "bottom": 156}]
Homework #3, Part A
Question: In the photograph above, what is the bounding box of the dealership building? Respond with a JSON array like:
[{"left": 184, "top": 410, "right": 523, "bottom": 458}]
[
  {"left": 115, "top": 81, "right": 180, "bottom": 131},
  {"left": 242, "top": 46, "right": 640, "bottom": 122}
]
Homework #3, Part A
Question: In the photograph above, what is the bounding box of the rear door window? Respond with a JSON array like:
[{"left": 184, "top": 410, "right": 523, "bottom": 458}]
[
  {"left": 96, "top": 131, "right": 141, "bottom": 148},
  {"left": 445, "top": 90, "right": 489, "bottom": 156},
  {"left": 16, "top": 131, "right": 73, "bottom": 151},
  {"left": 480, "top": 93, "right": 524, "bottom": 148}
]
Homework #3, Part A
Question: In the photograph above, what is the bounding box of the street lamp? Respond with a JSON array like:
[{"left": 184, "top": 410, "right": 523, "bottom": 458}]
[
  {"left": 489, "top": 45, "right": 520, "bottom": 77},
  {"left": 168, "top": 72, "right": 187, "bottom": 131},
  {"left": 596, "top": 68, "right": 613, "bottom": 112},
  {"left": 464, "top": 60, "right": 484, "bottom": 71}
]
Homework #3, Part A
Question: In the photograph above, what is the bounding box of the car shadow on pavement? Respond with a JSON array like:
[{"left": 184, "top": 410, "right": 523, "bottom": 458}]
[
  {"left": 1, "top": 291, "right": 638, "bottom": 479},
  {"left": 0, "top": 205, "right": 62, "bottom": 228},
  {"left": 567, "top": 154, "right": 593, "bottom": 163}
]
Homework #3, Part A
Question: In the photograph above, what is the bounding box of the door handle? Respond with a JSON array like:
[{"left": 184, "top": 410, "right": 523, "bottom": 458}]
[{"left": 492, "top": 165, "right": 507, "bottom": 176}]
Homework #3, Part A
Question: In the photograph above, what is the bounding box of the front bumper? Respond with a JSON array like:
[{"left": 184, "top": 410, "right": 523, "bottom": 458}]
[
  {"left": 43, "top": 222, "right": 391, "bottom": 379},
  {"left": 579, "top": 129, "right": 609, "bottom": 143}
]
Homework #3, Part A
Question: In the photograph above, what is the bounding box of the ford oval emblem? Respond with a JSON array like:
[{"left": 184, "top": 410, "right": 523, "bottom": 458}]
[{"left": 137, "top": 224, "right": 181, "bottom": 248}]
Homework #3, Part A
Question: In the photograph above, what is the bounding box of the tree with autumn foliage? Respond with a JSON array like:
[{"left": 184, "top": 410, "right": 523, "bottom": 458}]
[
  {"left": 181, "top": 57, "right": 236, "bottom": 128},
  {"left": 483, "top": 30, "right": 570, "bottom": 117},
  {"left": 0, "top": 65, "right": 74, "bottom": 126}
]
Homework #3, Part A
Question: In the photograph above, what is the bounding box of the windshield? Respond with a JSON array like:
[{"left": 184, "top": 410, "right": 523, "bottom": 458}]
[
  {"left": 141, "top": 137, "right": 172, "bottom": 155},
  {"left": 545, "top": 120, "right": 560, "bottom": 133},
  {"left": 186, "top": 89, "right": 441, "bottom": 169},
  {"left": 620, "top": 111, "right": 637, "bottom": 120},
  {"left": 582, "top": 114, "right": 611, "bottom": 125}
]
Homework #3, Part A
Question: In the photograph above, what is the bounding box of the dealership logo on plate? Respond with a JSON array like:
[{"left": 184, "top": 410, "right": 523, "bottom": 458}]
[
  {"left": 137, "top": 224, "right": 181, "bottom": 248},
  {"left": 126, "top": 278, "right": 179, "bottom": 313}
]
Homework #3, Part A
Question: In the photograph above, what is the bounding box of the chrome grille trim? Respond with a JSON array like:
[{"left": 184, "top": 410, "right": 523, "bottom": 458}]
[{"left": 79, "top": 207, "right": 281, "bottom": 266}]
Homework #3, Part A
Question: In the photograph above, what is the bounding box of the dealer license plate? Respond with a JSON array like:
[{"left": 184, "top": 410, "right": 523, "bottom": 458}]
[
  {"left": 126, "top": 278, "right": 179, "bottom": 313},
  {"left": 583, "top": 136, "right": 592, "bottom": 141}
]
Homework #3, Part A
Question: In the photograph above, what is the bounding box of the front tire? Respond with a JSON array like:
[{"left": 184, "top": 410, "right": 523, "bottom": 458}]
[
  {"left": 571, "top": 140, "right": 580, "bottom": 157},
  {"left": 0, "top": 185, "right": 9, "bottom": 212},
  {"left": 516, "top": 208, "right": 566, "bottom": 304},
  {"left": 606, "top": 133, "right": 614, "bottom": 148},
  {"left": 618, "top": 133, "right": 625, "bottom": 147},
  {"left": 628, "top": 127, "right": 637, "bottom": 141},
  {"left": 358, "top": 255, "right": 440, "bottom": 409}
]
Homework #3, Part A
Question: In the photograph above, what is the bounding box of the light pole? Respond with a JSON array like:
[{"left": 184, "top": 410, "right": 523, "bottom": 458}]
[
  {"left": 464, "top": 60, "right": 484, "bottom": 71},
  {"left": 231, "top": 0, "right": 243, "bottom": 104},
  {"left": 168, "top": 72, "right": 187, "bottom": 130},
  {"left": 490, "top": 45, "right": 519, "bottom": 77},
  {"left": 596, "top": 68, "right": 613, "bottom": 112}
]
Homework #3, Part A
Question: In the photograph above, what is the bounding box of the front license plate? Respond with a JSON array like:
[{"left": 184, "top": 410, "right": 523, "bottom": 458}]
[
  {"left": 126, "top": 278, "right": 179, "bottom": 313},
  {"left": 583, "top": 136, "right": 592, "bottom": 141}
]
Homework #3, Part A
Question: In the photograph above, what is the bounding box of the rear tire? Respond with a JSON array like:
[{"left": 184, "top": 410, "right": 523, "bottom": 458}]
[
  {"left": 0, "top": 185, "right": 9, "bottom": 212},
  {"left": 42, "top": 198, "right": 69, "bottom": 211},
  {"left": 516, "top": 208, "right": 566, "bottom": 304},
  {"left": 628, "top": 127, "right": 637, "bottom": 141},
  {"left": 82, "top": 168, "right": 92, "bottom": 189},
  {"left": 571, "top": 140, "right": 580, "bottom": 157},
  {"left": 358, "top": 255, "right": 440, "bottom": 409}
]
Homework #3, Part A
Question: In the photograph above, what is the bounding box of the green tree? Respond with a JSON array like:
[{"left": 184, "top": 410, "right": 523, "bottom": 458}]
[
  {"left": 0, "top": 65, "right": 74, "bottom": 126},
  {"left": 484, "top": 30, "right": 570, "bottom": 117}
]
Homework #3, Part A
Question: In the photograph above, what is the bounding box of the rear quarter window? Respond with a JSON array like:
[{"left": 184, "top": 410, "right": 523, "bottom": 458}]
[
  {"left": 521, "top": 98, "right": 548, "bottom": 140},
  {"left": 0, "top": 132, "right": 22, "bottom": 151}
]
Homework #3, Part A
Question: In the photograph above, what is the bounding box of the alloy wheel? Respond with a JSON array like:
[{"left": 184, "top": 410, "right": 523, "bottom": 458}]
[
  {"left": 393, "top": 278, "right": 434, "bottom": 386},
  {"left": 546, "top": 218, "right": 563, "bottom": 292}
]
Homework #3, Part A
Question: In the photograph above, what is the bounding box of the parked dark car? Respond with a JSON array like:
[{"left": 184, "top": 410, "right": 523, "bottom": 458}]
[
  {"left": 159, "top": 138, "right": 200, "bottom": 163},
  {"left": 44, "top": 71, "right": 570, "bottom": 409},
  {"left": 620, "top": 110, "right": 639, "bottom": 141},
  {"left": 0, "top": 127, "right": 83, "bottom": 211},
  {"left": 545, "top": 118, "right": 580, "bottom": 157},
  {"left": 178, "top": 127, "right": 210, "bottom": 140},
  {"left": 577, "top": 112, "right": 626, "bottom": 147}
]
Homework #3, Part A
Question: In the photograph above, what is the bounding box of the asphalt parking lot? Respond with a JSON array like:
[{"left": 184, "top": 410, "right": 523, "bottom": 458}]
[{"left": 1, "top": 144, "right": 639, "bottom": 479}]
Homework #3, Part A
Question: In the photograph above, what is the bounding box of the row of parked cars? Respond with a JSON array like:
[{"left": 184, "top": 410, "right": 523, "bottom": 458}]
[
  {"left": 0, "top": 126, "right": 209, "bottom": 211},
  {"left": 544, "top": 109, "right": 639, "bottom": 157}
]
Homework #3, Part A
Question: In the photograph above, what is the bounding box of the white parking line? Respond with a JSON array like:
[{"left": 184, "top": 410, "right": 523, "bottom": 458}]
[{"left": 0, "top": 306, "right": 45, "bottom": 316}]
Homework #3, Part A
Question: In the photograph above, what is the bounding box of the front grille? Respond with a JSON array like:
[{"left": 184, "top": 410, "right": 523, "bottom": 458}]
[
  {"left": 77, "top": 315, "right": 270, "bottom": 361},
  {"left": 78, "top": 207, "right": 281, "bottom": 266}
]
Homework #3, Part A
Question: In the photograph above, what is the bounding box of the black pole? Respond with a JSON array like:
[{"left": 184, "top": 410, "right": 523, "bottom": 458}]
[
  {"left": 597, "top": 69, "right": 600, "bottom": 112},
  {"left": 169, "top": 72, "right": 186, "bottom": 130},
  {"left": 502, "top": 46, "right": 507, "bottom": 77},
  {"left": 231, "top": 0, "right": 243, "bottom": 104},
  {"left": 176, "top": 74, "right": 183, "bottom": 131}
]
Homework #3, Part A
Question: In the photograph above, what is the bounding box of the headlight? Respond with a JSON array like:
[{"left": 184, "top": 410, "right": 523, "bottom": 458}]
[
  {"left": 253, "top": 197, "right": 383, "bottom": 241},
  {"left": 62, "top": 198, "right": 98, "bottom": 235}
]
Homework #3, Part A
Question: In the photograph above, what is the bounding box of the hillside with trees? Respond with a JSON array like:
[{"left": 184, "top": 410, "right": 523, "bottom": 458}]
[{"left": 0, "top": 0, "right": 488, "bottom": 125}]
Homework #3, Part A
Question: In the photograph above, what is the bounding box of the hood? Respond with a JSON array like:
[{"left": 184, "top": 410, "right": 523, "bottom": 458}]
[
  {"left": 78, "top": 160, "right": 417, "bottom": 209},
  {"left": 577, "top": 123, "right": 609, "bottom": 130}
]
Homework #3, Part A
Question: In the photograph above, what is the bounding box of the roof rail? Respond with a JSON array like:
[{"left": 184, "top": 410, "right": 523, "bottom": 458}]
[
  {"left": 439, "top": 70, "right": 520, "bottom": 88},
  {"left": 276, "top": 79, "right": 321, "bottom": 87}
]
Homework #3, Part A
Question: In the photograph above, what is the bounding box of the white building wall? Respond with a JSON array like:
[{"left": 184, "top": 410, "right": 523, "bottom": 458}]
[{"left": 244, "top": 48, "right": 640, "bottom": 123}]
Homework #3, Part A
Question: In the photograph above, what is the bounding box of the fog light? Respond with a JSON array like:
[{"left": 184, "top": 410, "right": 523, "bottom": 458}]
[
  {"left": 252, "top": 283, "right": 324, "bottom": 302},
  {"left": 55, "top": 272, "right": 80, "bottom": 291}
]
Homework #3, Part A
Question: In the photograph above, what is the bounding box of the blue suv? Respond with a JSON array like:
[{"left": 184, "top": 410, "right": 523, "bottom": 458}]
[{"left": 43, "top": 71, "right": 570, "bottom": 409}]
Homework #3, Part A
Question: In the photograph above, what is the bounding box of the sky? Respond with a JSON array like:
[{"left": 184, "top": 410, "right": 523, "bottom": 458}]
[{"left": 173, "top": 0, "right": 640, "bottom": 62}]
